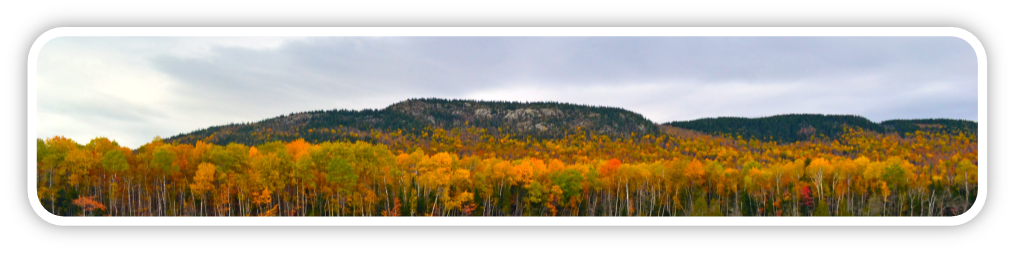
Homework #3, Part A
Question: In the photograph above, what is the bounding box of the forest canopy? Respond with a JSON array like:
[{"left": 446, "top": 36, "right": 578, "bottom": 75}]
[{"left": 37, "top": 122, "right": 977, "bottom": 217}]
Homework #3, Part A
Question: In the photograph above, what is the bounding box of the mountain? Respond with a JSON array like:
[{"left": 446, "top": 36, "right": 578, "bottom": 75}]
[
  {"left": 664, "top": 114, "right": 977, "bottom": 143},
  {"left": 165, "top": 98, "right": 659, "bottom": 146},
  {"left": 165, "top": 99, "right": 977, "bottom": 146}
]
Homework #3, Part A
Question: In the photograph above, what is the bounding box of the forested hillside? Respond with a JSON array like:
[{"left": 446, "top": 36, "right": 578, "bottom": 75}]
[
  {"left": 167, "top": 100, "right": 977, "bottom": 147},
  {"left": 881, "top": 119, "right": 979, "bottom": 137},
  {"left": 166, "top": 98, "right": 659, "bottom": 146},
  {"left": 666, "top": 114, "right": 977, "bottom": 143}
]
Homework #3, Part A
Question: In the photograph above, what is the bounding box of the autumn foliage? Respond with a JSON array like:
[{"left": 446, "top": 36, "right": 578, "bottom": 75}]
[
  {"left": 37, "top": 126, "right": 977, "bottom": 216},
  {"left": 71, "top": 196, "right": 106, "bottom": 216}
]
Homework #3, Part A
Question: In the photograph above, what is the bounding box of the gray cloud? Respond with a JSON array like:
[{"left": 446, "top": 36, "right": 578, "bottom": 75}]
[
  {"left": 40, "top": 93, "right": 165, "bottom": 123},
  {"left": 37, "top": 36, "right": 978, "bottom": 148}
]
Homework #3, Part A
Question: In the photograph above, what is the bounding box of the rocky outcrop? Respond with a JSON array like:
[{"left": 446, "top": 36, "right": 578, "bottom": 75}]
[{"left": 385, "top": 98, "right": 658, "bottom": 137}]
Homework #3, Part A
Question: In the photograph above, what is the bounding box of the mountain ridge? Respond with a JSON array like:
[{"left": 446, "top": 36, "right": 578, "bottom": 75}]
[
  {"left": 165, "top": 98, "right": 977, "bottom": 146},
  {"left": 665, "top": 114, "right": 977, "bottom": 143},
  {"left": 165, "top": 98, "right": 659, "bottom": 146}
]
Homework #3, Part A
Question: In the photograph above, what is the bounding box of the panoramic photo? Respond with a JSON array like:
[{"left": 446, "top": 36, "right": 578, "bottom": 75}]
[{"left": 34, "top": 35, "right": 978, "bottom": 218}]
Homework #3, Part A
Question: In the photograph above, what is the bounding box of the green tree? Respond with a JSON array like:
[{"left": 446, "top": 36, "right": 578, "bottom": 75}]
[{"left": 101, "top": 149, "right": 129, "bottom": 173}]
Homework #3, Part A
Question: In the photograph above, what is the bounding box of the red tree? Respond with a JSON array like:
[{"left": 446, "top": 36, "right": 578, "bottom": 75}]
[{"left": 799, "top": 185, "right": 814, "bottom": 213}]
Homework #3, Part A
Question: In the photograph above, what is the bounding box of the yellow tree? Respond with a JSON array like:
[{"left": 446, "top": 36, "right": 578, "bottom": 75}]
[
  {"left": 806, "top": 157, "right": 832, "bottom": 204},
  {"left": 190, "top": 162, "right": 216, "bottom": 215},
  {"left": 64, "top": 148, "right": 96, "bottom": 192},
  {"left": 722, "top": 166, "right": 740, "bottom": 215},
  {"left": 682, "top": 159, "right": 706, "bottom": 215},
  {"left": 252, "top": 187, "right": 274, "bottom": 216},
  {"left": 954, "top": 159, "right": 977, "bottom": 209}
]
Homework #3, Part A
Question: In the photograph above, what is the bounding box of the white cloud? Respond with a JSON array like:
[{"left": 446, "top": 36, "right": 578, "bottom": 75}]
[{"left": 36, "top": 37, "right": 307, "bottom": 147}]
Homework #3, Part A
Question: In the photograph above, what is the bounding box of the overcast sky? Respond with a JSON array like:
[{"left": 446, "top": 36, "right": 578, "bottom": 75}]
[{"left": 36, "top": 36, "right": 977, "bottom": 148}]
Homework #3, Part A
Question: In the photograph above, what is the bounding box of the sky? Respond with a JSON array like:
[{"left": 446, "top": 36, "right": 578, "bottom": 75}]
[{"left": 36, "top": 36, "right": 978, "bottom": 148}]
